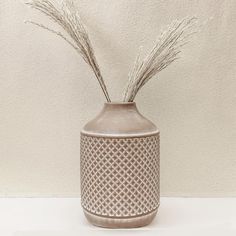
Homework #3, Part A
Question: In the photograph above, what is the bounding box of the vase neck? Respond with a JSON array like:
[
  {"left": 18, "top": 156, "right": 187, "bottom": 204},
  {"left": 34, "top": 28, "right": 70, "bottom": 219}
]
[
  {"left": 82, "top": 101, "right": 158, "bottom": 137},
  {"left": 103, "top": 102, "right": 137, "bottom": 112}
]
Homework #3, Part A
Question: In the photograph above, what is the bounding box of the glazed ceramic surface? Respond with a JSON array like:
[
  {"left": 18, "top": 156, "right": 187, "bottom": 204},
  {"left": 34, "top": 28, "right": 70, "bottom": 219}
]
[{"left": 80, "top": 102, "right": 160, "bottom": 228}]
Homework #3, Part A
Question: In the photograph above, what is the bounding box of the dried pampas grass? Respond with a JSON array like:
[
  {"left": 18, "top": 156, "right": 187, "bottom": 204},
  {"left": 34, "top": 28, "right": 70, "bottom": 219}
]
[
  {"left": 123, "top": 17, "right": 198, "bottom": 102},
  {"left": 26, "top": 0, "right": 197, "bottom": 102},
  {"left": 26, "top": 0, "right": 111, "bottom": 102}
]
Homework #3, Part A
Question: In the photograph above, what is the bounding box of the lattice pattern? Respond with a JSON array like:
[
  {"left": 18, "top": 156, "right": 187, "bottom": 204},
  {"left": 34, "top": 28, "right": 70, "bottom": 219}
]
[{"left": 80, "top": 134, "right": 160, "bottom": 218}]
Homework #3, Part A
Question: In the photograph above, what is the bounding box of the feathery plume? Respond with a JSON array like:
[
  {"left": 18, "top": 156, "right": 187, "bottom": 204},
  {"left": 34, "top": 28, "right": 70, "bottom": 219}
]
[
  {"left": 123, "top": 17, "right": 198, "bottom": 102},
  {"left": 26, "top": 0, "right": 111, "bottom": 102}
]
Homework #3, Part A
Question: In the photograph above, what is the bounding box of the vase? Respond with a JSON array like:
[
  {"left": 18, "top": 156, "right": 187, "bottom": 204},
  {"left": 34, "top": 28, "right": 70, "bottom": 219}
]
[{"left": 80, "top": 102, "right": 160, "bottom": 228}]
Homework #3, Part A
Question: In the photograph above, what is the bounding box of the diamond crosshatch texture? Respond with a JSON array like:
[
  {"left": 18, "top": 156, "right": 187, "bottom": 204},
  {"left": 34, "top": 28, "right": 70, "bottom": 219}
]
[{"left": 80, "top": 134, "right": 160, "bottom": 218}]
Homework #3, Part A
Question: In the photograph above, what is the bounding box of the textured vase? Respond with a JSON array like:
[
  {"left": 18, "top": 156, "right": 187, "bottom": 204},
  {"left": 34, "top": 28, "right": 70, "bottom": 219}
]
[{"left": 80, "top": 102, "right": 160, "bottom": 228}]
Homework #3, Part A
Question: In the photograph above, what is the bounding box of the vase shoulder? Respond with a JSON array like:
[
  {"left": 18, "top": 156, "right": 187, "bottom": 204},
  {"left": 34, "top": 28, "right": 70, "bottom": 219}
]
[{"left": 81, "top": 102, "right": 159, "bottom": 137}]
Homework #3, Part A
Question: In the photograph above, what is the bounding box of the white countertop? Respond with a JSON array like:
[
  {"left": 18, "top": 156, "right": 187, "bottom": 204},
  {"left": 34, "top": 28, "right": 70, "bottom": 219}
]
[{"left": 0, "top": 198, "right": 235, "bottom": 236}]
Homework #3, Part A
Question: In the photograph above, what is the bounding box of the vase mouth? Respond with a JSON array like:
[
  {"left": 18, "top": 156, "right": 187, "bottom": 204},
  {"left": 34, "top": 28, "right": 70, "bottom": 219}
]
[{"left": 104, "top": 101, "right": 135, "bottom": 105}]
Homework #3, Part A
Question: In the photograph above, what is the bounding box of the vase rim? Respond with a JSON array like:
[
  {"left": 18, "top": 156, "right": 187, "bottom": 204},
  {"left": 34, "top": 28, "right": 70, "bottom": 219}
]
[{"left": 104, "top": 101, "right": 135, "bottom": 105}]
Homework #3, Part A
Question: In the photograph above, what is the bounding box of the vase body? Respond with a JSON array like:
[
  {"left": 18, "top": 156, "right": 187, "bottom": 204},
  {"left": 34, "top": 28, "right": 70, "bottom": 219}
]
[{"left": 80, "top": 102, "right": 160, "bottom": 228}]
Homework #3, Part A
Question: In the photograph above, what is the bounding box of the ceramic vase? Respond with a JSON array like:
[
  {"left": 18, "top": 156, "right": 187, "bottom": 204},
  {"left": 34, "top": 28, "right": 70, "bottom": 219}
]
[{"left": 80, "top": 102, "right": 160, "bottom": 228}]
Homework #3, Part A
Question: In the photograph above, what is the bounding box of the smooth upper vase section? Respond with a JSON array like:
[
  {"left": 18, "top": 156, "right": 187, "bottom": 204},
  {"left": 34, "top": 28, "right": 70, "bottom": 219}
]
[{"left": 82, "top": 102, "right": 159, "bottom": 137}]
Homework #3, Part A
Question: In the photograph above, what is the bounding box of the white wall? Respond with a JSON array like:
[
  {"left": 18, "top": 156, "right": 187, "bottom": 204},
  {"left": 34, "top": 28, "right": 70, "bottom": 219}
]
[{"left": 0, "top": 0, "right": 236, "bottom": 197}]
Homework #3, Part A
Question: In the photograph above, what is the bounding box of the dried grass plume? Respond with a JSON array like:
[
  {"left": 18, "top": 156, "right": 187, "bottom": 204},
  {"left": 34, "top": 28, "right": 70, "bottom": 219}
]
[
  {"left": 25, "top": 0, "right": 111, "bottom": 102},
  {"left": 123, "top": 17, "right": 198, "bottom": 102}
]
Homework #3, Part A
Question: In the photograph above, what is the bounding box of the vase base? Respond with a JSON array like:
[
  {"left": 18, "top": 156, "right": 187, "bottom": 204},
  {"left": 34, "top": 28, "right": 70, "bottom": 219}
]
[{"left": 83, "top": 209, "right": 158, "bottom": 228}]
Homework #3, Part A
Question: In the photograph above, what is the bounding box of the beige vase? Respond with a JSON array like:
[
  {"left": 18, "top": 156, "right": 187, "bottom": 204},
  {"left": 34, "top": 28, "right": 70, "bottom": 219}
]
[{"left": 80, "top": 102, "right": 160, "bottom": 228}]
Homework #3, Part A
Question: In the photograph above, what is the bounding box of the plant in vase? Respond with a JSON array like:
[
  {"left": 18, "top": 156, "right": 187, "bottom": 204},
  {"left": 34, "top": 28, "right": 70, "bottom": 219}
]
[{"left": 26, "top": 0, "right": 197, "bottom": 228}]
